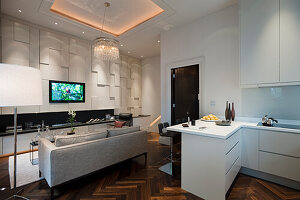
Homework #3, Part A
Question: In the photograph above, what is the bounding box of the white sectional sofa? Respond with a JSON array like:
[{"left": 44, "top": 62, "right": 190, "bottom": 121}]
[{"left": 38, "top": 126, "right": 147, "bottom": 198}]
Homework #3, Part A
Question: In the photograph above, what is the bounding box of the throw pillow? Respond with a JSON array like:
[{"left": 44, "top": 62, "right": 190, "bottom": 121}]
[
  {"left": 107, "top": 126, "right": 140, "bottom": 137},
  {"left": 115, "top": 120, "right": 126, "bottom": 128}
]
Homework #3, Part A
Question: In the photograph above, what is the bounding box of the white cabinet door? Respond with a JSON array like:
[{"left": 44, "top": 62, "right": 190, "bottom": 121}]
[
  {"left": 259, "top": 151, "right": 300, "bottom": 182},
  {"left": 280, "top": 0, "right": 300, "bottom": 82},
  {"left": 240, "top": 0, "right": 279, "bottom": 85},
  {"left": 241, "top": 128, "right": 259, "bottom": 170},
  {"left": 259, "top": 130, "right": 300, "bottom": 158}
]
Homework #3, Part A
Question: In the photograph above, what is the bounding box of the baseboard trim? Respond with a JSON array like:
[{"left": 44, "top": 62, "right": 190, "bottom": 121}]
[{"left": 240, "top": 167, "right": 300, "bottom": 190}]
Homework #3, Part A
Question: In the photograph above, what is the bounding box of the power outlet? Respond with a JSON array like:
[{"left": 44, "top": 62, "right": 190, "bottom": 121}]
[{"left": 210, "top": 100, "right": 216, "bottom": 107}]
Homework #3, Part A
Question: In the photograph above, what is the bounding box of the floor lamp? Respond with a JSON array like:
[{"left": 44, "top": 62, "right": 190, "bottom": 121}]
[{"left": 0, "top": 64, "right": 43, "bottom": 200}]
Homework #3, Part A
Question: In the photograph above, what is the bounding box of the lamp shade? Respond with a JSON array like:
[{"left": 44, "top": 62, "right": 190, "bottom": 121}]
[{"left": 0, "top": 64, "right": 43, "bottom": 107}]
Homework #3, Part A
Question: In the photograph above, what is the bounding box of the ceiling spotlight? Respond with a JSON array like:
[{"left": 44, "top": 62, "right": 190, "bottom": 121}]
[
  {"left": 141, "top": 56, "right": 144, "bottom": 58},
  {"left": 54, "top": 22, "right": 58, "bottom": 25},
  {"left": 18, "top": 9, "right": 22, "bottom": 13},
  {"left": 120, "top": 44, "right": 123, "bottom": 47},
  {"left": 157, "top": 40, "right": 160, "bottom": 43},
  {"left": 0, "top": 187, "right": 5, "bottom": 191},
  {"left": 128, "top": 51, "right": 131, "bottom": 54},
  {"left": 82, "top": 31, "right": 85, "bottom": 34}
]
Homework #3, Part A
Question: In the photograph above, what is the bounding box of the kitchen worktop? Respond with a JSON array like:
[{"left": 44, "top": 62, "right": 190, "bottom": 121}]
[{"left": 167, "top": 120, "right": 300, "bottom": 139}]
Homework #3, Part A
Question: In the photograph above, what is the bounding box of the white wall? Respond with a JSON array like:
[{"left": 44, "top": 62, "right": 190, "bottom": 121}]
[
  {"left": 161, "top": 5, "right": 240, "bottom": 123},
  {"left": 0, "top": 15, "right": 142, "bottom": 116},
  {"left": 161, "top": 4, "right": 300, "bottom": 122},
  {"left": 142, "top": 56, "right": 161, "bottom": 132}
]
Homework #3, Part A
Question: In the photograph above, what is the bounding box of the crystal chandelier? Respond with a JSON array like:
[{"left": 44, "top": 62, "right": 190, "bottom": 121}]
[
  {"left": 93, "top": 2, "right": 119, "bottom": 61},
  {"left": 94, "top": 37, "right": 119, "bottom": 61}
]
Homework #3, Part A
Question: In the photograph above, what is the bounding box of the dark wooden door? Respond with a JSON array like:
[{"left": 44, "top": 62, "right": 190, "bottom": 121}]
[{"left": 171, "top": 65, "right": 199, "bottom": 125}]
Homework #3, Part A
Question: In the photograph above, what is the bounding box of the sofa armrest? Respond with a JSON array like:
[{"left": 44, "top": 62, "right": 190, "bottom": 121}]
[{"left": 38, "top": 138, "right": 57, "bottom": 187}]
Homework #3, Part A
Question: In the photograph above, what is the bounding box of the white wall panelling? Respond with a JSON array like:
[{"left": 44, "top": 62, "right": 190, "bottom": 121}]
[
  {"left": 29, "top": 27, "right": 39, "bottom": 69},
  {"left": 13, "top": 22, "right": 29, "bottom": 43},
  {"left": 1, "top": 16, "right": 142, "bottom": 115}
]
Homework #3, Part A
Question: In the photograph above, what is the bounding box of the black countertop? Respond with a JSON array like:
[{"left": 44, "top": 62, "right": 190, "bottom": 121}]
[
  {"left": 132, "top": 115, "right": 151, "bottom": 118},
  {"left": 0, "top": 120, "right": 115, "bottom": 137}
]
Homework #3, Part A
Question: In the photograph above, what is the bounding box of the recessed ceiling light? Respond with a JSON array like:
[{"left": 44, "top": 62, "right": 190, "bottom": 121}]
[
  {"left": 54, "top": 22, "right": 58, "bottom": 25},
  {"left": 0, "top": 187, "right": 5, "bottom": 191},
  {"left": 18, "top": 9, "right": 22, "bottom": 13},
  {"left": 120, "top": 44, "right": 123, "bottom": 47},
  {"left": 128, "top": 51, "right": 131, "bottom": 54},
  {"left": 140, "top": 56, "right": 144, "bottom": 58},
  {"left": 157, "top": 40, "right": 160, "bottom": 43},
  {"left": 82, "top": 31, "right": 85, "bottom": 34}
]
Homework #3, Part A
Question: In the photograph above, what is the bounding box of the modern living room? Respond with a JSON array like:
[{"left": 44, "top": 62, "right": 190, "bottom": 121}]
[{"left": 1, "top": 0, "right": 300, "bottom": 200}]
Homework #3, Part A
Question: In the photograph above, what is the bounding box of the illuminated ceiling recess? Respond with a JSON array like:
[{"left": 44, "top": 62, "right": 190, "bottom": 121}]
[
  {"left": 93, "top": 2, "right": 119, "bottom": 61},
  {"left": 50, "top": 0, "right": 165, "bottom": 36}
]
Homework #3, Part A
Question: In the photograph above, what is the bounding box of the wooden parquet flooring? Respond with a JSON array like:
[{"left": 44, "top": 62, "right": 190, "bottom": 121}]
[{"left": 0, "top": 132, "right": 299, "bottom": 200}]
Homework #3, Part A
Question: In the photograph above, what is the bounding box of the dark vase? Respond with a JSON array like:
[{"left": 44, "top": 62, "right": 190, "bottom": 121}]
[
  {"left": 228, "top": 103, "right": 232, "bottom": 121},
  {"left": 225, "top": 101, "right": 229, "bottom": 120},
  {"left": 231, "top": 103, "right": 235, "bottom": 121},
  {"left": 67, "top": 132, "right": 75, "bottom": 135}
]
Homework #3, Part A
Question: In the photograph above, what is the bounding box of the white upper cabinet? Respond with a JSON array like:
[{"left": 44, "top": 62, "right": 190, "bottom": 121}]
[
  {"left": 240, "top": 0, "right": 280, "bottom": 86},
  {"left": 280, "top": 0, "right": 300, "bottom": 82}
]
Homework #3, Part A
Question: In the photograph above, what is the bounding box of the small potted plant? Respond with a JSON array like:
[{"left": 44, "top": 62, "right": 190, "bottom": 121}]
[{"left": 67, "top": 110, "right": 76, "bottom": 135}]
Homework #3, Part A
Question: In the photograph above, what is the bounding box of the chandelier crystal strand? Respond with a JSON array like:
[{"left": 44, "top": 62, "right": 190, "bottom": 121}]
[
  {"left": 93, "top": 2, "right": 120, "bottom": 61},
  {"left": 94, "top": 37, "right": 119, "bottom": 61}
]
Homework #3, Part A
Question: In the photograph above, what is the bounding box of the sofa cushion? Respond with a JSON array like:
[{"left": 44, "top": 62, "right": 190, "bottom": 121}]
[
  {"left": 55, "top": 131, "right": 107, "bottom": 147},
  {"left": 84, "top": 131, "right": 108, "bottom": 142},
  {"left": 107, "top": 126, "right": 140, "bottom": 137}
]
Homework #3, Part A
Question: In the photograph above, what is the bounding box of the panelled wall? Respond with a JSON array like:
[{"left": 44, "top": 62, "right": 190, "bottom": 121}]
[{"left": 0, "top": 15, "right": 142, "bottom": 116}]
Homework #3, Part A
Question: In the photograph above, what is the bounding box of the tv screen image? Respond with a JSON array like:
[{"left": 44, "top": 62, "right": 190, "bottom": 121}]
[{"left": 49, "top": 80, "right": 85, "bottom": 103}]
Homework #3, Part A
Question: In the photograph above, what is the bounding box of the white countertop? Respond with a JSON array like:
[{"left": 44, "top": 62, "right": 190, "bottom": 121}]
[{"left": 167, "top": 120, "right": 300, "bottom": 139}]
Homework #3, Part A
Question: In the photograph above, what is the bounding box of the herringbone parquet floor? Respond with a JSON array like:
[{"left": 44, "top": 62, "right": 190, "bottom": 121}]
[{"left": 0, "top": 132, "right": 299, "bottom": 200}]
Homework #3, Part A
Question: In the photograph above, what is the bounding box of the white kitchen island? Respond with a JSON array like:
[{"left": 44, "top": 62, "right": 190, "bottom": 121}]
[{"left": 167, "top": 120, "right": 300, "bottom": 200}]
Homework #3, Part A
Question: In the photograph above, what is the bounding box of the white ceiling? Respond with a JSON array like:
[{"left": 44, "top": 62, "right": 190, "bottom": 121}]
[
  {"left": 1, "top": 0, "right": 237, "bottom": 58},
  {"left": 50, "top": 0, "right": 164, "bottom": 36}
]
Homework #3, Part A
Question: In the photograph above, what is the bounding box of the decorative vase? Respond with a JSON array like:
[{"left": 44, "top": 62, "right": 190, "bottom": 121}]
[
  {"left": 228, "top": 103, "right": 232, "bottom": 121},
  {"left": 225, "top": 101, "right": 229, "bottom": 120},
  {"left": 231, "top": 103, "right": 235, "bottom": 121}
]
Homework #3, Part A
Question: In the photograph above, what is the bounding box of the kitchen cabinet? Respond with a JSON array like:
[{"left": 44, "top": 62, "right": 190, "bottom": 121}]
[
  {"left": 240, "top": 0, "right": 300, "bottom": 87},
  {"left": 241, "top": 128, "right": 259, "bottom": 170},
  {"left": 280, "top": 0, "right": 300, "bottom": 82},
  {"left": 240, "top": 0, "right": 279, "bottom": 86},
  {"left": 259, "top": 151, "right": 300, "bottom": 182},
  {"left": 259, "top": 130, "right": 300, "bottom": 158},
  {"left": 259, "top": 129, "right": 300, "bottom": 182},
  {"left": 181, "top": 129, "right": 241, "bottom": 200}
]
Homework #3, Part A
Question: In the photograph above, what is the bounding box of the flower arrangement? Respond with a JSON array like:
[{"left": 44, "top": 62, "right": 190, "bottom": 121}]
[{"left": 67, "top": 110, "right": 76, "bottom": 134}]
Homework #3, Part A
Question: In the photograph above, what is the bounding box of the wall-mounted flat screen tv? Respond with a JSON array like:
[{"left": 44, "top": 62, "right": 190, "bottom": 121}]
[{"left": 49, "top": 80, "right": 85, "bottom": 103}]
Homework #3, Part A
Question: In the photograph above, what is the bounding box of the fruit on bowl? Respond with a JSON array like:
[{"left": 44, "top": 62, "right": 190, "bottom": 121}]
[{"left": 201, "top": 114, "right": 219, "bottom": 121}]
